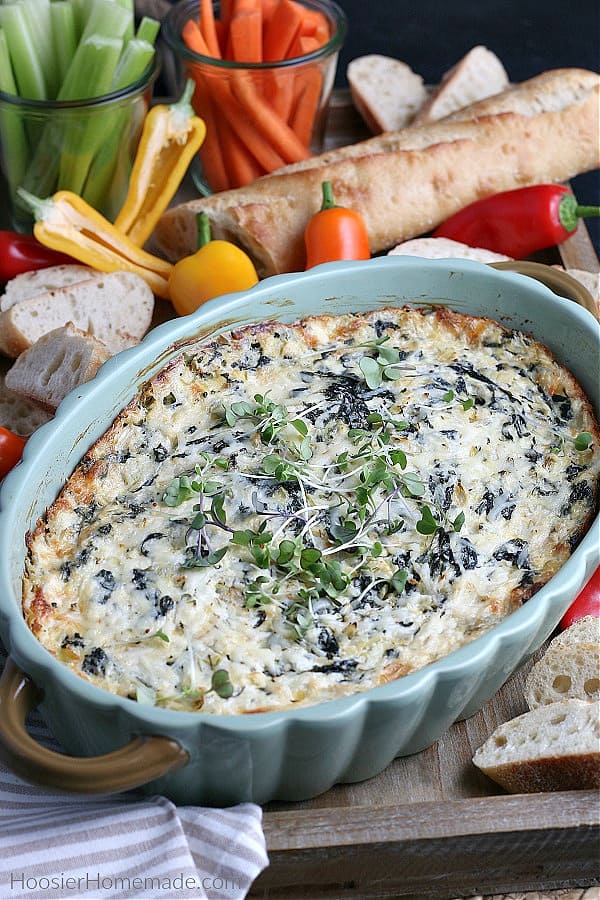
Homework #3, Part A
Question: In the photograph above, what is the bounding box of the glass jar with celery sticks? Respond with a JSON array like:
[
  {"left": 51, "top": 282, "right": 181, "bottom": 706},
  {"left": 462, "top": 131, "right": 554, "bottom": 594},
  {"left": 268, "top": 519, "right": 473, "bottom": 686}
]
[{"left": 0, "top": 0, "right": 160, "bottom": 231}]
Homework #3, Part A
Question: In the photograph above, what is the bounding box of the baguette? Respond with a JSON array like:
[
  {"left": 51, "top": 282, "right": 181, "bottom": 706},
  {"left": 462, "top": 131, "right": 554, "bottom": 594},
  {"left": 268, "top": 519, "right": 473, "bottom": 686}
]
[
  {"left": 0, "top": 272, "right": 154, "bottom": 358},
  {"left": 472, "top": 699, "right": 600, "bottom": 793},
  {"left": 0, "top": 367, "right": 52, "bottom": 435},
  {"left": 551, "top": 615, "right": 600, "bottom": 649},
  {"left": 154, "top": 68, "right": 600, "bottom": 277},
  {"left": 4, "top": 324, "right": 110, "bottom": 412},
  {"left": 412, "top": 46, "right": 509, "bottom": 125},
  {"left": 524, "top": 642, "right": 600, "bottom": 708},
  {"left": 387, "top": 236, "right": 511, "bottom": 262},
  {"left": 0, "top": 264, "right": 98, "bottom": 312},
  {"left": 347, "top": 55, "right": 428, "bottom": 133}
]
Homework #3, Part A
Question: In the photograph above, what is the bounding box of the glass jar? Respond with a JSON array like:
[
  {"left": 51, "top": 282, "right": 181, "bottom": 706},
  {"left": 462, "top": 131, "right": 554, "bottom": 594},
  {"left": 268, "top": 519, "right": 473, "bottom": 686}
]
[
  {"left": 161, "top": 0, "right": 347, "bottom": 194},
  {"left": 0, "top": 58, "right": 159, "bottom": 231}
]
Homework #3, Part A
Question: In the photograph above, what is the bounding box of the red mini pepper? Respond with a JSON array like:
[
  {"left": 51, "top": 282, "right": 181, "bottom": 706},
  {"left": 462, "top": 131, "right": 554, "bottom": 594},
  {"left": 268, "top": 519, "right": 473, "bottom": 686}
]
[
  {"left": 433, "top": 184, "right": 600, "bottom": 258},
  {"left": 560, "top": 566, "right": 600, "bottom": 629},
  {"left": 305, "top": 181, "right": 371, "bottom": 268},
  {"left": 0, "top": 230, "right": 74, "bottom": 282}
]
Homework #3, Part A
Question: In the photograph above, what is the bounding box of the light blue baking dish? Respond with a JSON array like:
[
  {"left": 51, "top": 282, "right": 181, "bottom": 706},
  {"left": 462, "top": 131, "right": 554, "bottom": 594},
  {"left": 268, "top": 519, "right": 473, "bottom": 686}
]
[{"left": 0, "top": 256, "right": 598, "bottom": 806}]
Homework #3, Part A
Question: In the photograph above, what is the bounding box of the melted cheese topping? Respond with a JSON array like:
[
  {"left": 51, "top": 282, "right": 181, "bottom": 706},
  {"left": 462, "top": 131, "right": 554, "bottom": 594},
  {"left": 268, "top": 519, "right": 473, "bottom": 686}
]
[{"left": 23, "top": 307, "right": 599, "bottom": 713}]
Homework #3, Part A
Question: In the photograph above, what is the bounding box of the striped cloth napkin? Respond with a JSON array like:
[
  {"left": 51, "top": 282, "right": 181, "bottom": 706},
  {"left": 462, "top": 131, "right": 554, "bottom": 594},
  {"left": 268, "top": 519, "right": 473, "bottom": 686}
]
[{"left": 0, "top": 645, "right": 269, "bottom": 900}]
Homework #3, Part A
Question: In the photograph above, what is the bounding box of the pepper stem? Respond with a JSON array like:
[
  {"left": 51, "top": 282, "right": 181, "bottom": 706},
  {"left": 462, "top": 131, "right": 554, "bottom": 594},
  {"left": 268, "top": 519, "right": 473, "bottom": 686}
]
[
  {"left": 197, "top": 212, "right": 211, "bottom": 250},
  {"left": 172, "top": 79, "right": 196, "bottom": 120},
  {"left": 16, "top": 187, "right": 54, "bottom": 222},
  {"left": 320, "top": 180, "right": 336, "bottom": 210},
  {"left": 559, "top": 193, "right": 600, "bottom": 234}
]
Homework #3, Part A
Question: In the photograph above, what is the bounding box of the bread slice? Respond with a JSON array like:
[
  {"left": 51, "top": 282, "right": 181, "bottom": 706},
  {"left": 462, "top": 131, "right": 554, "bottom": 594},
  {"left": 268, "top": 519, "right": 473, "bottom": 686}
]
[
  {"left": 524, "top": 642, "right": 600, "bottom": 708},
  {"left": 347, "top": 54, "right": 428, "bottom": 134},
  {"left": 0, "top": 367, "right": 52, "bottom": 435},
  {"left": 551, "top": 615, "right": 600, "bottom": 649},
  {"left": 413, "top": 46, "right": 509, "bottom": 125},
  {"left": 473, "top": 699, "right": 600, "bottom": 792},
  {"left": 0, "top": 264, "right": 98, "bottom": 312},
  {"left": 0, "top": 271, "right": 154, "bottom": 358},
  {"left": 4, "top": 323, "right": 111, "bottom": 413},
  {"left": 388, "top": 237, "right": 512, "bottom": 262},
  {"left": 154, "top": 69, "right": 600, "bottom": 275}
]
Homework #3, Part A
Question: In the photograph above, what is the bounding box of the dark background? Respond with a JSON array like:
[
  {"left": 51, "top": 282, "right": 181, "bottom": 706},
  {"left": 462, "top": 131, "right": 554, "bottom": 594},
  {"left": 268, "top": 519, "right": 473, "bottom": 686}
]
[{"left": 332, "top": 0, "right": 600, "bottom": 252}]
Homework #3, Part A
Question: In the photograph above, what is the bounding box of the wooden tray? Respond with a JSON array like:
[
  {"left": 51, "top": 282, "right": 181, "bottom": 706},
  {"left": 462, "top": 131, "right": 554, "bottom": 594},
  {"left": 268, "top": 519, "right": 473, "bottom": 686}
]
[{"left": 247, "top": 91, "right": 600, "bottom": 900}]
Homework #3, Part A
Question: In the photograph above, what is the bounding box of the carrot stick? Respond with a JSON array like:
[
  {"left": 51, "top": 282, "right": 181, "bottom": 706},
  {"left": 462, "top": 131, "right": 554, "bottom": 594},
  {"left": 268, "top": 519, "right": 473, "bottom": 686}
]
[
  {"left": 263, "top": 0, "right": 304, "bottom": 61},
  {"left": 299, "top": 7, "right": 330, "bottom": 44},
  {"left": 182, "top": 18, "right": 211, "bottom": 56},
  {"left": 219, "top": 115, "right": 264, "bottom": 186},
  {"left": 265, "top": 69, "right": 295, "bottom": 121},
  {"left": 260, "top": 0, "right": 278, "bottom": 27},
  {"left": 289, "top": 65, "right": 322, "bottom": 146},
  {"left": 191, "top": 69, "right": 231, "bottom": 192},
  {"left": 219, "top": 0, "right": 234, "bottom": 29},
  {"left": 231, "top": 70, "right": 311, "bottom": 162},
  {"left": 230, "top": 8, "right": 262, "bottom": 62},
  {"left": 200, "top": 0, "right": 222, "bottom": 57},
  {"left": 288, "top": 33, "right": 319, "bottom": 59},
  {"left": 211, "top": 77, "right": 287, "bottom": 172}
]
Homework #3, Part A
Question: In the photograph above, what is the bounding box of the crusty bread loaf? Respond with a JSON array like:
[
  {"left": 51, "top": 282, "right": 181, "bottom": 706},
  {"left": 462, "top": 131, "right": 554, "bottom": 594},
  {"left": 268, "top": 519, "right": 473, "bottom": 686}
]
[
  {"left": 472, "top": 699, "right": 600, "bottom": 792},
  {"left": 4, "top": 323, "right": 110, "bottom": 412},
  {"left": 0, "top": 367, "right": 52, "bottom": 435},
  {"left": 154, "top": 68, "right": 600, "bottom": 276},
  {"left": 388, "top": 237, "right": 512, "bottom": 262},
  {"left": 0, "top": 272, "right": 154, "bottom": 358},
  {"left": 524, "top": 642, "right": 600, "bottom": 708},
  {"left": 412, "top": 46, "right": 509, "bottom": 125},
  {"left": 347, "top": 54, "right": 428, "bottom": 133},
  {"left": 0, "top": 264, "right": 98, "bottom": 312}
]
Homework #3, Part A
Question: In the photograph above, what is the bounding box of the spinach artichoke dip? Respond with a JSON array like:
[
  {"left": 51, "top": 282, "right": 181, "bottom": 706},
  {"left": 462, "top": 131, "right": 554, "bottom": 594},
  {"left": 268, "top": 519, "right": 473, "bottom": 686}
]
[{"left": 23, "top": 306, "right": 599, "bottom": 714}]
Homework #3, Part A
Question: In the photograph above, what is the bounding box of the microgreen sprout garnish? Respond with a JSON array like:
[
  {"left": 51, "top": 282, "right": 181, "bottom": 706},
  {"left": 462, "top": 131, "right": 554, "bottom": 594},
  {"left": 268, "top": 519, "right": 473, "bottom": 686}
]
[
  {"left": 574, "top": 431, "right": 593, "bottom": 451},
  {"left": 358, "top": 337, "right": 413, "bottom": 389},
  {"left": 224, "top": 392, "right": 310, "bottom": 449},
  {"left": 151, "top": 668, "right": 234, "bottom": 708}
]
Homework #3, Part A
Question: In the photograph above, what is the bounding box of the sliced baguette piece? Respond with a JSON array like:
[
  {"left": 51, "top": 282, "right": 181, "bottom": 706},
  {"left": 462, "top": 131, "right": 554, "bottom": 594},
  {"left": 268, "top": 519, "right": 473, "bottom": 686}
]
[
  {"left": 154, "top": 69, "right": 600, "bottom": 276},
  {"left": 4, "top": 323, "right": 111, "bottom": 413},
  {"left": 0, "top": 272, "right": 154, "bottom": 358},
  {"left": 0, "top": 264, "right": 98, "bottom": 312},
  {"left": 473, "top": 699, "right": 600, "bottom": 792},
  {"left": 387, "top": 237, "right": 512, "bottom": 262},
  {"left": 551, "top": 615, "right": 600, "bottom": 649},
  {"left": 524, "top": 642, "right": 600, "bottom": 708},
  {"left": 347, "top": 54, "right": 428, "bottom": 134},
  {"left": 413, "top": 45, "right": 509, "bottom": 125},
  {"left": 0, "top": 368, "right": 52, "bottom": 435}
]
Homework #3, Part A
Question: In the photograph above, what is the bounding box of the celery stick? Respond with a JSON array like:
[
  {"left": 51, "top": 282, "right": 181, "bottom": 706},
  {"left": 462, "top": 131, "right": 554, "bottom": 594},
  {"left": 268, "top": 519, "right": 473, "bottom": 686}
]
[
  {"left": 21, "top": 0, "right": 58, "bottom": 99},
  {"left": 0, "top": 27, "right": 28, "bottom": 198},
  {"left": 136, "top": 16, "right": 160, "bottom": 45},
  {"left": 0, "top": 4, "right": 46, "bottom": 100},
  {"left": 50, "top": 2, "right": 78, "bottom": 87},
  {"left": 57, "top": 35, "right": 123, "bottom": 192},
  {"left": 83, "top": 41, "right": 157, "bottom": 213},
  {"left": 113, "top": 38, "right": 156, "bottom": 90},
  {"left": 113, "top": 0, "right": 135, "bottom": 42},
  {"left": 79, "top": 0, "right": 130, "bottom": 43}
]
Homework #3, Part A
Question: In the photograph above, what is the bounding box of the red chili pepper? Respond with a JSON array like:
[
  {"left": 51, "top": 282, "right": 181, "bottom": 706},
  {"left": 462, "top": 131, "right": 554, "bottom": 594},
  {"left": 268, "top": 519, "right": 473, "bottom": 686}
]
[
  {"left": 304, "top": 181, "right": 371, "bottom": 269},
  {"left": 560, "top": 566, "right": 600, "bottom": 629},
  {"left": 0, "top": 230, "right": 74, "bottom": 282},
  {"left": 433, "top": 185, "right": 600, "bottom": 258},
  {"left": 0, "top": 427, "right": 26, "bottom": 480}
]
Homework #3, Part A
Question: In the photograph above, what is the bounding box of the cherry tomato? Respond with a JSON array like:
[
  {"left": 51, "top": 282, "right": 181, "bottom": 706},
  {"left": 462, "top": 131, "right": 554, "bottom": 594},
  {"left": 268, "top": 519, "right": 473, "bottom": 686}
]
[
  {"left": 560, "top": 566, "right": 600, "bottom": 629},
  {"left": 0, "top": 427, "right": 26, "bottom": 479}
]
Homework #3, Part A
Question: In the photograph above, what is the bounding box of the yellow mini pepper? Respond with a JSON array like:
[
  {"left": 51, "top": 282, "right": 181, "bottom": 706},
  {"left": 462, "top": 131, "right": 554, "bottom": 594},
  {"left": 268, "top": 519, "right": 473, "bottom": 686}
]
[
  {"left": 168, "top": 213, "right": 259, "bottom": 316},
  {"left": 113, "top": 80, "right": 207, "bottom": 248},
  {"left": 17, "top": 188, "right": 174, "bottom": 299}
]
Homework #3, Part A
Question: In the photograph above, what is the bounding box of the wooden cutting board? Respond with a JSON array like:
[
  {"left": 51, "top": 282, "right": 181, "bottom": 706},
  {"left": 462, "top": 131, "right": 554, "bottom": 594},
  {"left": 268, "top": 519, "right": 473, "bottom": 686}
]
[{"left": 247, "top": 92, "right": 600, "bottom": 900}]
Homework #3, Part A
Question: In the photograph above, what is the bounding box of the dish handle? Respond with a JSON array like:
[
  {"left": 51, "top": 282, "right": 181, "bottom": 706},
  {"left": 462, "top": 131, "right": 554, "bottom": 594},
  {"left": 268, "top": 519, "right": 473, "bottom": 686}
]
[
  {"left": 490, "top": 260, "right": 597, "bottom": 318},
  {"left": 0, "top": 657, "right": 189, "bottom": 794}
]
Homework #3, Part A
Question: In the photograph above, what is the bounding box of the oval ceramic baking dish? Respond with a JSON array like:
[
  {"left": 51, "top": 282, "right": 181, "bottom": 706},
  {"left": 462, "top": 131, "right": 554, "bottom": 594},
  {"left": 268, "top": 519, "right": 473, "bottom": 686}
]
[{"left": 0, "top": 257, "right": 598, "bottom": 807}]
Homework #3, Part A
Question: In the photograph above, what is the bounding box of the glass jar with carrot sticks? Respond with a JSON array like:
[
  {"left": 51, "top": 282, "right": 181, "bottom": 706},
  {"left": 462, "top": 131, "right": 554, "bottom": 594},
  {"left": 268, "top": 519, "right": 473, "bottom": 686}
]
[{"left": 162, "top": 0, "right": 347, "bottom": 193}]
